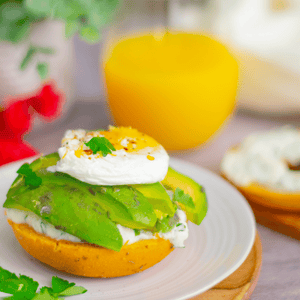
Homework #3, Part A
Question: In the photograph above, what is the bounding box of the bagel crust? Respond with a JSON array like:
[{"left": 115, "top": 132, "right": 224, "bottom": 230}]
[
  {"left": 7, "top": 219, "right": 174, "bottom": 277},
  {"left": 222, "top": 173, "right": 300, "bottom": 211}
]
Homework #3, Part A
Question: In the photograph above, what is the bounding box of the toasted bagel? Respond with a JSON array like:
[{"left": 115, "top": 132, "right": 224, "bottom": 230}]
[
  {"left": 222, "top": 173, "right": 300, "bottom": 211},
  {"left": 7, "top": 219, "right": 174, "bottom": 278}
]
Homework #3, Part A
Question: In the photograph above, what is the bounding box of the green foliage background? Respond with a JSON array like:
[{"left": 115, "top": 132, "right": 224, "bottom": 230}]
[{"left": 0, "top": 0, "right": 119, "bottom": 44}]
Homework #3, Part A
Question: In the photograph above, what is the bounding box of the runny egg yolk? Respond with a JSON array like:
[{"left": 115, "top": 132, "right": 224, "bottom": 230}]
[
  {"left": 68, "top": 127, "right": 161, "bottom": 158},
  {"left": 101, "top": 127, "right": 160, "bottom": 152}
]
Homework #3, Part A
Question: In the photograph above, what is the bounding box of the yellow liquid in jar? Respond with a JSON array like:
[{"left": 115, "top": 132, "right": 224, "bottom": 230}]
[{"left": 103, "top": 31, "right": 239, "bottom": 150}]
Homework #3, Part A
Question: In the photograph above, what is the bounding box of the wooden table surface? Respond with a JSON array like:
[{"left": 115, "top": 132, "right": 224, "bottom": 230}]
[{"left": 25, "top": 101, "right": 300, "bottom": 300}]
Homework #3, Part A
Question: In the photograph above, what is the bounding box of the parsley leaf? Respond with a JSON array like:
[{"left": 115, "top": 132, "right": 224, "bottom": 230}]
[
  {"left": 32, "top": 287, "right": 57, "bottom": 300},
  {"left": 17, "top": 163, "right": 42, "bottom": 188},
  {"left": 58, "top": 286, "right": 87, "bottom": 297},
  {"left": 0, "top": 266, "right": 87, "bottom": 300},
  {"left": 134, "top": 229, "right": 140, "bottom": 236},
  {"left": 51, "top": 276, "right": 75, "bottom": 294},
  {"left": 85, "top": 137, "right": 116, "bottom": 156},
  {"left": 173, "top": 188, "right": 195, "bottom": 209},
  {"left": 0, "top": 267, "right": 39, "bottom": 300}
]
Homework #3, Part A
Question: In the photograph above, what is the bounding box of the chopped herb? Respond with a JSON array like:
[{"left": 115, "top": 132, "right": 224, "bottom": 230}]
[
  {"left": 134, "top": 229, "right": 140, "bottom": 236},
  {"left": 84, "top": 137, "right": 116, "bottom": 156},
  {"left": 173, "top": 188, "right": 195, "bottom": 209},
  {"left": 17, "top": 163, "right": 42, "bottom": 188},
  {"left": 0, "top": 266, "right": 87, "bottom": 299},
  {"left": 176, "top": 223, "right": 182, "bottom": 227}
]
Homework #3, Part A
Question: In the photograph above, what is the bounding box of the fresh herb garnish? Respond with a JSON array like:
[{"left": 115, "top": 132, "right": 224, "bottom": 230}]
[
  {"left": 84, "top": 137, "right": 116, "bottom": 157},
  {"left": 0, "top": 266, "right": 87, "bottom": 299},
  {"left": 173, "top": 188, "right": 195, "bottom": 209},
  {"left": 134, "top": 229, "right": 140, "bottom": 236},
  {"left": 17, "top": 163, "right": 42, "bottom": 188}
]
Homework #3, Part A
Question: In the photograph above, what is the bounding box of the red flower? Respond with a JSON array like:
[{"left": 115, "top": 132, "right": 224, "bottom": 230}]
[
  {"left": 0, "top": 82, "right": 64, "bottom": 166},
  {"left": 29, "top": 84, "right": 64, "bottom": 120},
  {"left": 0, "top": 100, "right": 32, "bottom": 138},
  {"left": 0, "top": 138, "right": 38, "bottom": 167}
]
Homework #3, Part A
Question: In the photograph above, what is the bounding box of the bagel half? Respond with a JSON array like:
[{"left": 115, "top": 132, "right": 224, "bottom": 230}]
[
  {"left": 222, "top": 173, "right": 300, "bottom": 211},
  {"left": 7, "top": 219, "right": 174, "bottom": 278}
]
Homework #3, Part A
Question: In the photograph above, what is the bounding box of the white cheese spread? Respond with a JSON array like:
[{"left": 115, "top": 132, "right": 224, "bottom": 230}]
[
  {"left": 221, "top": 126, "right": 300, "bottom": 191},
  {"left": 6, "top": 208, "right": 189, "bottom": 248}
]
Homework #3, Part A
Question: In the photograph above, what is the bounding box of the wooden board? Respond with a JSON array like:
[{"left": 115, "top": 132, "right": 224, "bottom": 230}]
[
  {"left": 189, "top": 233, "right": 262, "bottom": 300},
  {"left": 248, "top": 200, "right": 300, "bottom": 241}
]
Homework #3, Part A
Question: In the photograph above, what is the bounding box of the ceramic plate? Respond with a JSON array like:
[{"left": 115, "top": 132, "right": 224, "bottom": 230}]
[{"left": 0, "top": 157, "right": 256, "bottom": 300}]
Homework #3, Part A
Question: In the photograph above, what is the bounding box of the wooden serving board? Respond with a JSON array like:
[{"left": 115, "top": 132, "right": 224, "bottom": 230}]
[
  {"left": 189, "top": 233, "right": 262, "bottom": 300},
  {"left": 247, "top": 200, "right": 300, "bottom": 241}
]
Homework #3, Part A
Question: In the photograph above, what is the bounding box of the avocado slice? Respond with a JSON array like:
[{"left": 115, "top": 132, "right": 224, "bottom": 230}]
[
  {"left": 161, "top": 167, "right": 208, "bottom": 225},
  {"left": 4, "top": 183, "right": 123, "bottom": 251},
  {"left": 90, "top": 185, "right": 157, "bottom": 228},
  {"left": 133, "top": 182, "right": 176, "bottom": 218},
  {"left": 7, "top": 154, "right": 158, "bottom": 229},
  {"left": 5, "top": 154, "right": 159, "bottom": 244}
]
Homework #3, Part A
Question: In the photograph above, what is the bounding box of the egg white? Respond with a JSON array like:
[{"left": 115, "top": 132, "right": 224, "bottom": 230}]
[{"left": 48, "top": 129, "right": 169, "bottom": 185}]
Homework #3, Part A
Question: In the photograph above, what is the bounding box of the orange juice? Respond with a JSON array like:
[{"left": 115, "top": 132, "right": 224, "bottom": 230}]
[{"left": 103, "top": 31, "right": 238, "bottom": 150}]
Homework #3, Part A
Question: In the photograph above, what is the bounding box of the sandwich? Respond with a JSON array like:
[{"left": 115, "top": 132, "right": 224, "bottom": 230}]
[{"left": 3, "top": 126, "right": 208, "bottom": 277}]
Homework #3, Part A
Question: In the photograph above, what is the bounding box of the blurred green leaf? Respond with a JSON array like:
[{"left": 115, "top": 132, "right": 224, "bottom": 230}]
[
  {"left": 79, "top": 25, "right": 100, "bottom": 44},
  {"left": 25, "top": 0, "right": 52, "bottom": 17},
  {"left": 1, "top": 2, "right": 25, "bottom": 23},
  {"left": 35, "top": 46, "right": 55, "bottom": 54},
  {"left": 0, "top": 24, "right": 9, "bottom": 40},
  {"left": 8, "top": 17, "right": 31, "bottom": 43},
  {"left": 65, "top": 20, "right": 79, "bottom": 38},
  {"left": 1, "top": 0, "right": 120, "bottom": 44},
  {"left": 20, "top": 45, "right": 54, "bottom": 71},
  {"left": 52, "top": 0, "right": 84, "bottom": 21},
  {"left": 20, "top": 46, "right": 36, "bottom": 70},
  {"left": 36, "top": 62, "right": 48, "bottom": 79}
]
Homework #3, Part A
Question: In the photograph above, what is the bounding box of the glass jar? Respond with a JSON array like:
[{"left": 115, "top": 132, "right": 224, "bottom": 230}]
[{"left": 102, "top": 0, "right": 238, "bottom": 150}]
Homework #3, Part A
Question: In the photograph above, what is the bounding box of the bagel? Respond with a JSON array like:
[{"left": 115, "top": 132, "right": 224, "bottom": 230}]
[
  {"left": 221, "top": 126, "right": 300, "bottom": 211},
  {"left": 222, "top": 173, "right": 300, "bottom": 211},
  {"left": 7, "top": 219, "right": 174, "bottom": 278}
]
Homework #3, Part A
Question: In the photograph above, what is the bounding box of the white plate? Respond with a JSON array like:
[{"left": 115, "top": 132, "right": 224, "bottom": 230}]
[{"left": 0, "top": 157, "right": 256, "bottom": 300}]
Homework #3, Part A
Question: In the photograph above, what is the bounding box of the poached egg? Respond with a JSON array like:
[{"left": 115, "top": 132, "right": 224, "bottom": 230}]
[{"left": 48, "top": 126, "right": 169, "bottom": 185}]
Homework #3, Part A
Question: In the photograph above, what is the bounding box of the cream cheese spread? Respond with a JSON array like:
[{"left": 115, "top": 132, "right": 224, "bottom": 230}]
[
  {"left": 221, "top": 126, "right": 300, "bottom": 191},
  {"left": 6, "top": 208, "right": 189, "bottom": 248},
  {"left": 6, "top": 208, "right": 81, "bottom": 243}
]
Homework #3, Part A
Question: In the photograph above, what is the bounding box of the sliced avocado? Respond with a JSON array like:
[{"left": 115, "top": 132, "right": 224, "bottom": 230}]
[
  {"left": 90, "top": 185, "right": 157, "bottom": 229},
  {"left": 4, "top": 183, "right": 123, "bottom": 251},
  {"left": 161, "top": 167, "right": 208, "bottom": 225},
  {"left": 133, "top": 182, "right": 176, "bottom": 218},
  {"left": 6, "top": 153, "right": 158, "bottom": 234}
]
